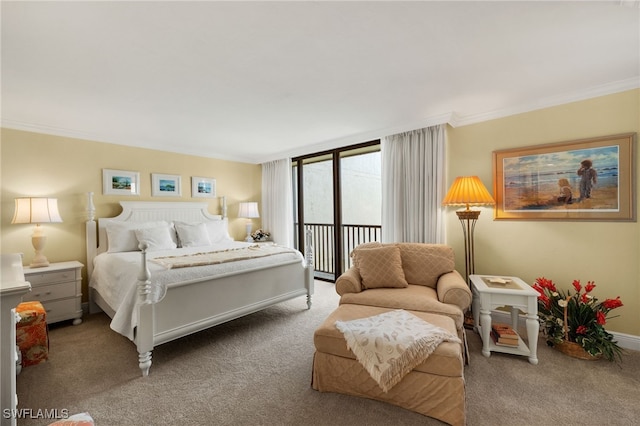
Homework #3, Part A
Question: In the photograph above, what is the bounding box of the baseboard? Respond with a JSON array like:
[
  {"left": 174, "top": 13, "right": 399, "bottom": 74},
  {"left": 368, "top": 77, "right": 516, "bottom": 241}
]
[{"left": 490, "top": 310, "right": 640, "bottom": 352}]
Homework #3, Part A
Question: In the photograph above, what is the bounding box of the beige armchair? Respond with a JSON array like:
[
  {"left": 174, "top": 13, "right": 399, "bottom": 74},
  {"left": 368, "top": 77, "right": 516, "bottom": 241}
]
[{"left": 335, "top": 242, "right": 472, "bottom": 336}]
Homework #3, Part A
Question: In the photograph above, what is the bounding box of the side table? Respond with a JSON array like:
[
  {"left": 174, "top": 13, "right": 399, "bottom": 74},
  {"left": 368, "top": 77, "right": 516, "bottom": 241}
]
[
  {"left": 469, "top": 274, "right": 539, "bottom": 365},
  {"left": 22, "top": 261, "right": 84, "bottom": 325}
]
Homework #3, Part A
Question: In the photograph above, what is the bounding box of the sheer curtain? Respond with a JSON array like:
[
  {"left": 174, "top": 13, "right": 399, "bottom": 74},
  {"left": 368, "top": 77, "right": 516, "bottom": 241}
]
[
  {"left": 261, "top": 158, "right": 294, "bottom": 247},
  {"left": 381, "top": 125, "right": 446, "bottom": 243}
]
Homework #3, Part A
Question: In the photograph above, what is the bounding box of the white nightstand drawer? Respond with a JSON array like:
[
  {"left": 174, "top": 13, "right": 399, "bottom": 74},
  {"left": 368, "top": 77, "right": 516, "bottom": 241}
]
[
  {"left": 40, "top": 299, "right": 79, "bottom": 323},
  {"left": 22, "top": 281, "right": 76, "bottom": 303},
  {"left": 22, "top": 261, "right": 84, "bottom": 325},
  {"left": 26, "top": 270, "right": 79, "bottom": 286}
]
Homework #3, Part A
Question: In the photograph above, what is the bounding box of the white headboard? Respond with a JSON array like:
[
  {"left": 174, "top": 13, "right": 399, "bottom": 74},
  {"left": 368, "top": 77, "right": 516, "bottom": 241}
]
[{"left": 86, "top": 201, "right": 223, "bottom": 276}]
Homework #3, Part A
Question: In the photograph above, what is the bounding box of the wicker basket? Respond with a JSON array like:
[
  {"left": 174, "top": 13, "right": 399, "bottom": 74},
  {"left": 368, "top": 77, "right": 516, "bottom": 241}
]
[
  {"left": 553, "top": 340, "right": 601, "bottom": 360},
  {"left": 553, "top": 296, "right": 601, "bottom": 360}
]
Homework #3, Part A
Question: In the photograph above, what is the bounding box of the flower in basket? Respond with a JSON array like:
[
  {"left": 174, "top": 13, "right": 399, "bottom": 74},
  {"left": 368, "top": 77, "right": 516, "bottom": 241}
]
[
  {"left": 533, "top": 277, "right": 624, "bottom": 361},
  {"left": 250, "top": 229, "right": 270, "bottom": 242}
]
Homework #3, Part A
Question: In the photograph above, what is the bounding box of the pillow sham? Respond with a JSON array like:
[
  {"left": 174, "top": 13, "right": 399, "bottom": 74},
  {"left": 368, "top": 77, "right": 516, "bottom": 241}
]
[
  {"left": 205, "top": 219, "right": 233, "bottom": 243},
  {"left": 134, "top": 225, "right": 177, "bottom": 251},
  {"left": 174, "top": 222, "right": 212, "bottom": 247},
  {"left": 106, "top": 221, "right": 172, "bottom": 253},
  {"left": 352, "top": 245, "right": 408, "bottom": 289}
]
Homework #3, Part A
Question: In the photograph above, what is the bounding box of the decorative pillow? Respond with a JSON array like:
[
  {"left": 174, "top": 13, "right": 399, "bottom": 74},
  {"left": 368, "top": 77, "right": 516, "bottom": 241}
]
[
  {"left": 134, "top": 225, "right": 177, "bottom": 251},
  {"left": 352, "top": 246, "right": 408, "bottom": 289},
  {"left": 205, "top": 219, "right": 233, "bottom": 243},
  {"left": 106, "top": 221, "right": 170, "bottom": 253},
  {"left": 174, "top": 222, "right": 212, "bottom": 247}
]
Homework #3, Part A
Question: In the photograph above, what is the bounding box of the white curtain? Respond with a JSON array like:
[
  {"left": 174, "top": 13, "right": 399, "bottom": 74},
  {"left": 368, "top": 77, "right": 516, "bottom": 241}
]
[
  {"left": 261, "top": 158, "right": 294, "bottom": 248},
  {"left": 381, "top": 125, "right": 446, "bottom": 243}
]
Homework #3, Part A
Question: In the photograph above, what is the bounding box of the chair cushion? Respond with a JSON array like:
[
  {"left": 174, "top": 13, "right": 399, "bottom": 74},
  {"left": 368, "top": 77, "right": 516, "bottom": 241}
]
[
  {"left": 352, "top": 245, "right": 408, "bottom": 289},
  {"left": 397, "top": 244, "right": 455, "bottom": 288},
  {"left": 339, "top": 284, "right": 465, "bottom": 330}
]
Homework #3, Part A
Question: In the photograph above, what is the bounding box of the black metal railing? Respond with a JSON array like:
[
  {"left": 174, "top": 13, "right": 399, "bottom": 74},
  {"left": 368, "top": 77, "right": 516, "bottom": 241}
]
[{"left": 296, "top": 223, "right": 381, "bottom": 280}]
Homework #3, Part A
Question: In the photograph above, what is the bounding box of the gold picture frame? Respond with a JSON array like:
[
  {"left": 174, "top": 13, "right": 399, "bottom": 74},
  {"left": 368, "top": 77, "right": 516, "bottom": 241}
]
[{"left": 492, "top": 133, "right": 636, "bottom": 221}]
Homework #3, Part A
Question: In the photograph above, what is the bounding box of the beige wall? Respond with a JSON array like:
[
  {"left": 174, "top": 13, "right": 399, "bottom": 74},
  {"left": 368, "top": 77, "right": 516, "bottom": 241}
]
[
  {"left": 2, "top": 90, "right": 639, "bottom": 336},
  {"left": 0, "top": 129, "right": 262, "bottom": 301},
  {"left": 445, "top": 89, "right": 640, "bottom": 336}
]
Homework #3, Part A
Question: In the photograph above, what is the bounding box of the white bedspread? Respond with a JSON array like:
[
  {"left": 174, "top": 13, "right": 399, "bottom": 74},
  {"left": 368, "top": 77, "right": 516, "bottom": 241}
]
[{"left": 90, "top": 241, "right": 304, "bottom": 340}]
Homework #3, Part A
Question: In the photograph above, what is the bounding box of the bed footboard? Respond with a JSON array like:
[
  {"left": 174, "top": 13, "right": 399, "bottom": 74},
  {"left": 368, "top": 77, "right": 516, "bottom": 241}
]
[{"left": 135, "top": 234, "right": 314, "bottom": 377}]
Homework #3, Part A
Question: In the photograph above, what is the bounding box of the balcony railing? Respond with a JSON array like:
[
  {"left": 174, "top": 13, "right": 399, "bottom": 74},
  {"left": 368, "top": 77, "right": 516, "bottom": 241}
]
[{"left": 296, "top": 223, "right": 382, "bottom": 280}]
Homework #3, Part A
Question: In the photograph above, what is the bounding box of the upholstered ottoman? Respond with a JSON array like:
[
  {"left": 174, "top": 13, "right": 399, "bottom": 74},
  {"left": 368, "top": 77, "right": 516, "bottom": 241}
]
[
  {"left": 311, "top": 304, "right": 465, "bottom": 426},
  {"left": 16, "top": 301, "right": 49, "bottom": 367}
]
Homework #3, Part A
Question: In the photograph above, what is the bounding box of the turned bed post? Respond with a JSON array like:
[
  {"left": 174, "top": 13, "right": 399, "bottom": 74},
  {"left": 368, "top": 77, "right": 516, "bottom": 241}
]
[{"left": 136, "top": 243, "right": 154, "bottom": 377}]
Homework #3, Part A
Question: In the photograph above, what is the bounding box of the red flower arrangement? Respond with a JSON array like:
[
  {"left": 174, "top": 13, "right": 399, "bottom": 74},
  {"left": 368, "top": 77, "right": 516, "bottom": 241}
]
[{"left": 533, "top": 277, "right": 624, "bottom": 361}]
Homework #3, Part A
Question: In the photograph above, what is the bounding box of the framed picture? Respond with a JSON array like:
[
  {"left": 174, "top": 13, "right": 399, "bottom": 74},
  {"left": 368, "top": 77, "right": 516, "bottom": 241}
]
[
  {"left": 191, "top": 176, "right": 216, "bottom": 198},
  {"left": 492, "top": 133, "right": 636, "bottom": 221},
  {"left": 152, "top": 173, "right": 182, "bottom": 197},
  {"left": 102, "top": 169, "right": 140, "bottom": 196}
]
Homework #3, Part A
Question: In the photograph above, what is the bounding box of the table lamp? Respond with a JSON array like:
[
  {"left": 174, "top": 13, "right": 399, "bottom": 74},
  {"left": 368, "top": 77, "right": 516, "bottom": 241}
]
[
  {"left": 238, "top": 202, "right": 259, "bottom": 242},
  {"left": 11, "top": 197, "right": 63, "bottom": 267}
]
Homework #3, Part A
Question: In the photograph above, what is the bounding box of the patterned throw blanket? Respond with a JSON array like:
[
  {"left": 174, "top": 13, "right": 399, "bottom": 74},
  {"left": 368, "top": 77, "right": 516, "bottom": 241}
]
[
  {"left": 335, "top": 309, "right": 461, "bottom": 392},
  {"left": 150, "top": 244, "right": 298, "bottom": 269}
]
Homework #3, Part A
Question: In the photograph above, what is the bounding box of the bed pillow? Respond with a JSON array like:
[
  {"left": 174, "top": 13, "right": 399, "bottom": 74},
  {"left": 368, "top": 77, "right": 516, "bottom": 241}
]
[
  {"left": 352, "top": 245, "right": 408, "bottom": 289},
  {"left": 174, "top": 222, "right": 212, "bottom": 247},
  {"left": 205, "top": 219, "right": 233, "bottom": 243},
  {"left": 106, "top": 221, "right": 171, "bottom": 253},
  {"left": 134, "top": 225, "right": 177, "bottom": 251}
]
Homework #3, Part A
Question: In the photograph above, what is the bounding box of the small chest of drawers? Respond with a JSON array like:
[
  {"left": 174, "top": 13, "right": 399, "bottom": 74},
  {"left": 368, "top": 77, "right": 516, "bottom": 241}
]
[{"left": 23, "top": 261, "right": 84, "bottom": 325}]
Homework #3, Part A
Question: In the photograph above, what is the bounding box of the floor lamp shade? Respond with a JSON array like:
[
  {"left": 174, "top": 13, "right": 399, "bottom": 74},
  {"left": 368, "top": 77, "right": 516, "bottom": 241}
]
[
  {"left": 238, "top": 202, "right": 259, "bottom": 242},
  {"left": 11, "top": 197, "right": 63, "bottom": 268},
  {"left": 442, "top": 176, "right": 495, "bottom": 285}
]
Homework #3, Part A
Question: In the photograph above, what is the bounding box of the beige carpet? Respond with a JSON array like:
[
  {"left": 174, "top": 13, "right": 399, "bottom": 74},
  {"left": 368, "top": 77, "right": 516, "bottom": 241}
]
[{"left": 15, "top": 281, "right": 640, "bottom": 426}]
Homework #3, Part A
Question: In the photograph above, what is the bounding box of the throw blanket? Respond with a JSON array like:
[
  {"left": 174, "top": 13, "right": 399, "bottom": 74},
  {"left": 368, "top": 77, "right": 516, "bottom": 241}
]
[
  {"left": 151, "top": 244, "right": 297, "bottom": 269},
  {"left": 335, "top": 309, "right": 461, "bottom": 392}
]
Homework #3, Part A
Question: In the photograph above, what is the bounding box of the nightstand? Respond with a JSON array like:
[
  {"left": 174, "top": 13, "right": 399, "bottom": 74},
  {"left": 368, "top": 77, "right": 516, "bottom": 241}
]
[{"left": 22, "top": 261, "right": 84, "bottom": 325}]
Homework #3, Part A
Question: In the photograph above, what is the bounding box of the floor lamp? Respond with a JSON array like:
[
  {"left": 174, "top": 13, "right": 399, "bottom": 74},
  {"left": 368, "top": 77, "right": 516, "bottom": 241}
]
[{"left": 442, "top": 176, "right": 495, "bottom": 326}]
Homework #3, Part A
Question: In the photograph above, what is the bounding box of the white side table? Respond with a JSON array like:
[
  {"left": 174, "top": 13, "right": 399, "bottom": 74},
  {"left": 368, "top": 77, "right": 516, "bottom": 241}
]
[{"left": 469, "top": 274, "right": 539, "bottom": 365}]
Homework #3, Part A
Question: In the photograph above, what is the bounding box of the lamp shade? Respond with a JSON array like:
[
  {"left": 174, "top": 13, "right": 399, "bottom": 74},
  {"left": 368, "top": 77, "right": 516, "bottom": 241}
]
[
  {"left": 442, "top": 176, "right": 495, "bottom": 210},
  {"left": 238, "top": 202, "right": 259, "bottom": 219},
  {"left": 12, "top": 198, "right": 63, "bottom": 224}
]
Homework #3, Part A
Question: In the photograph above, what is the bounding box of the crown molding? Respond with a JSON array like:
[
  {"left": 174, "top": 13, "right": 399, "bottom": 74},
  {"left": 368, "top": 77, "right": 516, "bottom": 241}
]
[{"left": 451, "top": 77, "right": 640, "bottom": 128}]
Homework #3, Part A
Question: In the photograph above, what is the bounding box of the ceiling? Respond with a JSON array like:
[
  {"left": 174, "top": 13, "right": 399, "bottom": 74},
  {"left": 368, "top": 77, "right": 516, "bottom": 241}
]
[{"left": 2, "top": 1, "right": 639, "bottom": 164}]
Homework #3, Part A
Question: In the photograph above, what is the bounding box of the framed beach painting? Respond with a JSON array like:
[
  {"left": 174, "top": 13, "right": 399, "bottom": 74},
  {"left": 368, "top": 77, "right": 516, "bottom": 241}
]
[
  {"left": 103, "top": 169, "right": 140, "bottom": 196},
  {"left": 152, "top": 173, "right": 182, "bottom": 197},
  {"left": 492, "top": 133, "right": 636, "bottom": 221},
  {"left": 191, "top": 176, "right": 216, "bottom": 198}
]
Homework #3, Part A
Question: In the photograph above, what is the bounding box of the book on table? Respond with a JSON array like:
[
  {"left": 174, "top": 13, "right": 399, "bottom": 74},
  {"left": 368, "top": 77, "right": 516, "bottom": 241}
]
[{"left": 490, "top": 323, "right": 519, "bottom": 346}]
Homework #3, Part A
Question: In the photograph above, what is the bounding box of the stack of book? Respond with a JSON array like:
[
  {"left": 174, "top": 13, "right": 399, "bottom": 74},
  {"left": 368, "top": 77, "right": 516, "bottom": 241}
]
[{"left": 490, "top": 323, "right": 519, "bottom": 347}]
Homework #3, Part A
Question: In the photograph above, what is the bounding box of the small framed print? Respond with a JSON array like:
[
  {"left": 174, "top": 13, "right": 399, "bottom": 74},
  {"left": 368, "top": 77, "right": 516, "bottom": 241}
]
[
  {"left": 152, "top": 173, "right": 182, "bottom": 197},
  {"left": 191, "top": 176, "right": 216, "bottom": 198},
  {"left": 103, "top": 169, "right": 140, "bottom": 196}
]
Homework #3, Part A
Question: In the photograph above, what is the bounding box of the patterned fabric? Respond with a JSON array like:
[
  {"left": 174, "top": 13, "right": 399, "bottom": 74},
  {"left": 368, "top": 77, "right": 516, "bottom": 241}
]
[
  {"left": 16, "top": 301, "right": 49, "bottom": 367},
  {"left": 335, "top": 309, "right": 461, "bottom": 392},
  {"left": 396, "top": 244, "right": 455, "bottom": 288},
  {"left": 351, "top": 246, "right": 408, "bottom": 289},
  {"left": 350, "top": 243, "right": 455, "bottom": 289}
]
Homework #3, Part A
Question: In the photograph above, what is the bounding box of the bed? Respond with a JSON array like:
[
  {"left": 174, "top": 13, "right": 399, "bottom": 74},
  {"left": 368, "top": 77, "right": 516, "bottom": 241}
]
[{"left": 86, "top": 199, "right": 314, "bottom": 376}]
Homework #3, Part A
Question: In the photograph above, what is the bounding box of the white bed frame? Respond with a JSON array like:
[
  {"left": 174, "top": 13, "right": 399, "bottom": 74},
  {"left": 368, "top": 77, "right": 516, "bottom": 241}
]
[{"left": 86, "top": 197, "right": 314, "bottom": 376}]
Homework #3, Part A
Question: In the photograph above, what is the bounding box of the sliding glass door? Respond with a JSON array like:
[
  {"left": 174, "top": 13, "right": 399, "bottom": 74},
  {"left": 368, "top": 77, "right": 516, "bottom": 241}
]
[{"left": 293, "top": 141, "right": 380, "bottom": 281}]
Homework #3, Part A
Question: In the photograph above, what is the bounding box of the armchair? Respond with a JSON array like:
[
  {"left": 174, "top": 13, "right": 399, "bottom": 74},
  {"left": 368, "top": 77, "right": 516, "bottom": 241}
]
[{"left": 335, "top": 242, "right": 471, "bottom": 336}]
